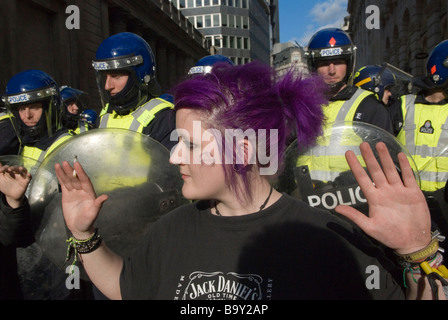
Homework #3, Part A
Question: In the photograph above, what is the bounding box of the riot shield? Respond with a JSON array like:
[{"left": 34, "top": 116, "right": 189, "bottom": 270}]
[
  {"left": 0, "top": 155, "right": 40, "bottom": 197},
  {"left": 27, "top": 128, "right": 186, "bottom": 281},
  {"left": 274, "top": 121, "right": 420, "bottom": 215}
]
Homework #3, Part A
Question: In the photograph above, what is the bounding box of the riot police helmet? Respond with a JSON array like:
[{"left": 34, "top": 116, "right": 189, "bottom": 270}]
[
  {"left": 2, "top": 70, "right": 61, "bottom": 146},
  {"left": 306, "top": 28, "right": 357, "bottom": 91},
  {"left": 80, "top": 109, "right": 98, "bottom": 127},
  {"left": 354, "top": 65, "right": 396, "bottom": 101},
  {"left": 92, "top": 32, "right": 160, "bottom": 115},
  {"left": 188, "top": 54, "right": 234, "bottom": 76},
  {"left": 60, "top": 86, "right": 89, "bottom": 130},
  {"left": 425, "top": 39, "right": 448, "bottom": 88}
]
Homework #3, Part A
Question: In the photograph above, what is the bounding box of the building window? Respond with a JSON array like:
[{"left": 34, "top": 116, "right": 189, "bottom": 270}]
[
  {"left": 222, "top": 14, "right": 228, "bottom": 27},
  {"left": 242, "top": 16, "right": 248, "bottom": 29},
  {"left": 213, "top": 14, "right": 220, "bottom": 27},
  {"left": 292, "top": 54, "right": 301, "bottom": 64},
  {"left": 196, "top": 0, "right": 202, "bottom": 7},
  {"left": 213, "top": 36, "right": 222, "bottom": 47},
  {"left": 212, "top": 0, "right": 220, "bottom": 5},
  {"left": 196, "top": 16, "right": 203, "bottom": 28},
  {"left": 230, "top": 36, "right": 235, "bottom": 48},
  {"left": 204, "top": 0, "right": 210, "bottom": 6},
  {"left": 206, "top": 15, "right": 212, "bottom": 27},
  {"left": 236, "top": 16, "right": 241, "bottom": 29},
  {"left": 237, "top": 37, "right": 242, "bottom": 49},
  {"left": 244, "top": 37, "right": 249, "bottom": 50},
  {"left": 187, "top": 0, "right": 194, "bottom": 8},
  {"left": 222, "top": 36, "right": 228, "bottom": 48},
  {"left": 229, "top": 15, "right": 235, "bottom": 28}
]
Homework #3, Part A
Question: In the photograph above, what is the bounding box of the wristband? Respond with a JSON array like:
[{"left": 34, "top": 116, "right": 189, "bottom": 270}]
[
  {"left": 395, "top": 231, "right": 444, "bottom": 264},
  {"left": 65, "top": 228, "right": 102, "bottom": 267}
]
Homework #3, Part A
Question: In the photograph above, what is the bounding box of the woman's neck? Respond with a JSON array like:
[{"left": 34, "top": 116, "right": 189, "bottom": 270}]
[{"left": 212, "top": 178, "right": 281, "bottom": 217}]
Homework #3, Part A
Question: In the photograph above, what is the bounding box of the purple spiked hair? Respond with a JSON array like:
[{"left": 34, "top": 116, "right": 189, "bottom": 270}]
[{"left": 173, "top": 61, "right": 327, "bottom": 202}]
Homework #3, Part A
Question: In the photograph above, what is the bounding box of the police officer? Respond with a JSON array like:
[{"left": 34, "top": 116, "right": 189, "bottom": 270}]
[
  {"left": 305, "top": 28, "right": 393, "bottom": 133},
  {"left": 354, "top": 64, "right": 396, "bottom": 106},
  {"left": 390, "top": 40, "right": 448, "bottom": 192},
  {"left": 290, "top": 28, "right": 394, "bottom": 208},
  {"left": 2, "top": 70, "right": 74, "bottom": 163},
  {"left": 92, "top": 32, "right": 176, "bottom": 150},
  {"left": 2, "top": 70, "right": 84, "bottom": 300},
  {"left": 60, "top": 86, "right": 93, "bottom": 134}
]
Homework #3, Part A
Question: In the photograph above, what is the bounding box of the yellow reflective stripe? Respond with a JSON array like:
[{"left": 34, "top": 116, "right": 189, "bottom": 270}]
[
  {"left": 100, "top": 99, "right": 173, "bottom": 132},
  {"left": 355, "top": 77, "right": 372, "bottom": 87},
  {"left": 22, "top": 146, "right": 44, "bottom": 162},
  {"left": 45, "top": 133, "right": 73, "bottom": 158}
]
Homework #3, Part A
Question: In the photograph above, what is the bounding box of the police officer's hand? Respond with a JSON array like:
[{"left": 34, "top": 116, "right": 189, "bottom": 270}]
[
  {"left": 0, "top": 164, "right": 31, "bottom": 208},
  {"left": 55, "top": 160, "right": 108, "bottom": 240},
  {"left": 335, "top": 141, "right": 432, "bottom": 255}
]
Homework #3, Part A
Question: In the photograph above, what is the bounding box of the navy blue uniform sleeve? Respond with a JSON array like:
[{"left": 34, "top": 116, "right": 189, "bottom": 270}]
[
  {"left": 356, "top": 95, "right": 394, "bottom": 134},
  {"left": 0, "top": 194, "right": 33, "bottom": 248},
  {"left": 388, "top": 98, "right": 404, "bottom": 136},
  {"left": 142, "top": 108, "right": 177, "bottom": 151},
  {"left": 0, "top": 120, "right": 20, "bottom": 156}
]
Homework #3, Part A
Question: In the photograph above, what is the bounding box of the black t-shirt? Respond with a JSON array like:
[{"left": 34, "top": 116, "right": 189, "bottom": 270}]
[
  {"left": 332, "top": 87, "right": 394, "bottom": 134},
  {"left": 120, "top": 194, "right": 405, "bottom": 300}
]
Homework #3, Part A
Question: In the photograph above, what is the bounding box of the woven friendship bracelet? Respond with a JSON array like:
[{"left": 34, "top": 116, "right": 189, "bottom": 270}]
[
  {"left": 395, "top": 231, "right": 445, "bottom": 264},
  {"left": 65, "top": 228, "right": 103, "bottom": 266},
  {"left": 74, "top": 229, "right": 102, "bottom": 254},
  {"left": 396, "top": 237, "right": 440, "bottom": 263}
]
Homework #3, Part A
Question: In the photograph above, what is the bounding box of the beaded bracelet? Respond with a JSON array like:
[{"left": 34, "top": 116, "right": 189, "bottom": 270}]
[{"left": 65, "top": 228, "right": 102, "bottom": 266}]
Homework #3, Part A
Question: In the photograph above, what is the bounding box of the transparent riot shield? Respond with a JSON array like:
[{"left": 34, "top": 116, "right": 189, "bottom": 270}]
[
  {"left": 27, "top": 128, "right": 186, "bottom": 281},
  {"left": 274, "top": 121, "right": 419, "bottom": 215},
  {"left": 0, "top": 155, "right": 40, "bottom": 197}
]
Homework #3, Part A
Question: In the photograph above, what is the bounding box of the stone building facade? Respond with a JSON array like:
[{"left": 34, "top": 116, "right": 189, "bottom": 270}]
[
  {"left": 272, "top": 42, "right": 308, "bottom": 76},
  {"left": 0, "top": 0, "right": 210, "bottom": 110},
  {"left": 347, "top": 0, "right": 448, "bottom": 78}
]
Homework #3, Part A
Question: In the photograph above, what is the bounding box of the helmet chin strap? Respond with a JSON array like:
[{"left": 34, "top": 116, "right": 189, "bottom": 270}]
[{"left": 327, "top": 81, "right": 346, "bottom": 97}]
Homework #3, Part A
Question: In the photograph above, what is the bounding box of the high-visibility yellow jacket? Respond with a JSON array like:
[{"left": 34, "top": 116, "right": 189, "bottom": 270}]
[
  {"left": 297, "top": 88, "right": 374, "bottom": 182},
  {"left": 397, "top": 94, "right": 448, "bottom": 192}
]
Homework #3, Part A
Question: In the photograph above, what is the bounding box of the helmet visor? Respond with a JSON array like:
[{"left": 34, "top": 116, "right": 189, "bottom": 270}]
[{"left": 92, "top": 55, "right": 144, "bottom": 71}]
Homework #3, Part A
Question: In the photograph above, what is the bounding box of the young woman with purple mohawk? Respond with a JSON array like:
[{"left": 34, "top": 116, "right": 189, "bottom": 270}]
[{"left": 55, "top": 61, "right": 445, "bottom": 300}]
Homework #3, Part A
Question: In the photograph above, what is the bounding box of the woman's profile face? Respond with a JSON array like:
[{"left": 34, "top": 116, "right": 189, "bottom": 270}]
[{"left": 169, "top": 108, "right": 228, "bottom": 201}]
